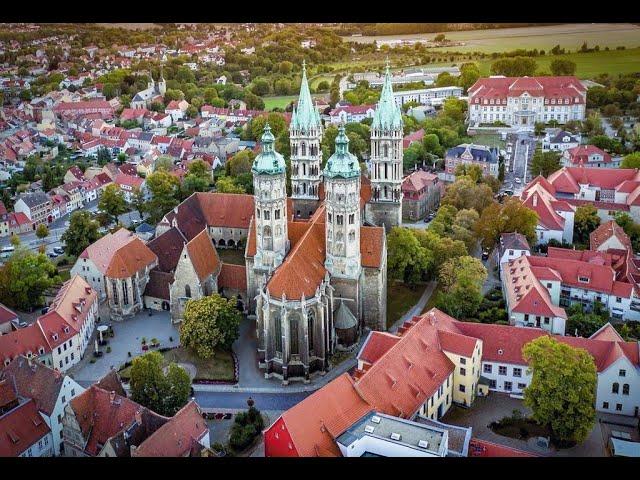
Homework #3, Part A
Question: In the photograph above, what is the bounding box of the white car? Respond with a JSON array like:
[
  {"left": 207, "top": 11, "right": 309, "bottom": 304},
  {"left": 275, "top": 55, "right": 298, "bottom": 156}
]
[{"left": 514, "top": 178, "right": 522, "bottom": 184}]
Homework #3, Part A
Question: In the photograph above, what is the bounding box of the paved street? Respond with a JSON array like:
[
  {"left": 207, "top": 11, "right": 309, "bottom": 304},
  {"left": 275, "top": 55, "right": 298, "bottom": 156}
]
[
  {"left": 195, "top": 391, "right": 310, "bottom": 411},
  {"left": 504, "top": 131, "right": 537, "bottom": 195}
]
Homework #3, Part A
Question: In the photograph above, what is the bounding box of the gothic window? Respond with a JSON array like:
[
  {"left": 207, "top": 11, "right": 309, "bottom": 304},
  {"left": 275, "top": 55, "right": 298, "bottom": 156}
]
[
  {"left": 122, "top": 281, "right": 129, "bottom": 306},
  {"left": 264, "top": 210, "right": 270, "bottom": 220},
  {"left": 132, "top": 279, "right": 139, "bottom": 304},
  {"left": 303, "top": 183, "right": 307, "bottom": 194},
  {"left": 263, "top": 225, "right": 273, "bottom": 249},
  {"left": 275, "top": 225, "right": 282, "bottom": 237},
  {"left": 290, "top": 313, "right": 300, "bottom": 356},
  {"left": 328, "top": 213, "right": 332, "bottom": 222},
  {"left": 185, "top": 285, "right": 191, "bottom": 298},
  {"left": 383, "top": 144, "right": 389, "bottom": 157},
  {"left": 274, "top": 313, "right": 282, "bottom": 353},
  {"left": 336, "top": 215, "right": 343, "bottom": 226},
  {"left": 348, "top": 230, "right": 355, "bottom": 242},
  {"left": 348, "top": 214, "right": 355, "bottom": 225},
  {"left": 307, "top": 310, "right": 315, "bottom": 353},
  {"left": 301, "top": 143, "right": 306, "bottom": 156},
  {"left": 384, "top": 163, "right": 388, "bottom": 179},
  {"left": 274, "top": 209, "right": 280, "bottom": 220},
  {"left": 303, "top": 163, "right": 307, "bottom": 176},
  {"left": 256, "top": 209, "right": 260, "bottom": 219},
  {"left": 111, "top": 280, "right": 118, "bottom": 304}
]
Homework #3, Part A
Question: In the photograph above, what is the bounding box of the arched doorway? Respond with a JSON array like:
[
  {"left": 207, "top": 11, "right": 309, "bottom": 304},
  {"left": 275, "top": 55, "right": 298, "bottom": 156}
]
[
  {"left": 162, "top": 301, "right": 170, "bottom": 311},
  {"left": 218, "top": 239, "right": 226, "bottom": 247},
  {"left": 227, "top": 239, "right": 236, "bottom": 248}
]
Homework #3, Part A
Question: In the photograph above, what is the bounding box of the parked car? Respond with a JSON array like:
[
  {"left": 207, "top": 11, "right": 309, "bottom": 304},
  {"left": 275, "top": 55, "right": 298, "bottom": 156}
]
[
  {"left": 482, "top": 248, "right": 490, "bottom": 261},
  {"left": 53, "top": 246, "right": 65, "bottom": 255},
  {"left": 47, "top": 251, "right": 59, "bottom": 259},
  {"left": 514, "top": 178, "right": 522, "bottom": 184}
]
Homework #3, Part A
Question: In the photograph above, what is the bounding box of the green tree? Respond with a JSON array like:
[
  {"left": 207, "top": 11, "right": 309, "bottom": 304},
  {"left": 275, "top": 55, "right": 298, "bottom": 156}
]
[
  {"left": 435, "top": 72, "right": 457, "bottom": 88},
  {"left": 613, "top": 212, "right": 640, "bottom": 251},
  {"left": 457, "top": 63, "right": 480, "bottom": 91},
  {"left": 181, "top": 294, "right": 242, "bottom": 358},
  {"left": 620, "top": 152, "right": 640, "bottom": 169},
  {"left": 435, "top": 255, "right": 487, "bottom": 319},
  {"left": 550, "top": 59, "right": 577, "bottom": 76},
  {"left": 35, "top": 224, "right": 49, "bottom": 244},
  {"left": 129, "top": 351, "right": 191, "bottom": 417},
  {"left": 566, "top": 303, "right": 608, "bottom": 337},
  {"left": 215, "top": 175, "right": 246, "bottom": 194},
  {"left": 475, "top": 198, "right": 539, "bottom": 248},
  {"left": 490, "top": 57, "right": 537, "bottom": 77},
  {"left": 574, "top": 205, "right": 601, "bottom": 245},
  {"left": 145, "top": 170, "right": 181, "bottom": 224},
  {"left": 530, "top": 149, "right": 561, "bottom": 177},
  {"left": 0, "top": 247, "right": 59, "bottom": 310},
  {"left": 97, "top": 147, "right": 111, "bottom": 166},
  {"left": 386, "top": 227, "right": 432, "bottom": 285},
  {"left": 61, "top": 210, "right": 101, "bottom": 257},
  {"left": 98, "top": 184, "right": 128, "bottom": 226},
  {"left": 182, "top": 159, "right": 211, "bottom": 197},
  {"left": 523, "top": 336, "right": 597, "bottom": 444},
  {"left": 442, "top": 177, "right": 494, "bottom": 214},
  {"left": 454, "top": 164, "right": 483, "bottom": 183}
]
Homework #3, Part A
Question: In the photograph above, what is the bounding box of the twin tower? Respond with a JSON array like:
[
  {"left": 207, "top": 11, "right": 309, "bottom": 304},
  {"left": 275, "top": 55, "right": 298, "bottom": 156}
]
[
  {"left": 250, "top": 60, "right": 403, "bottom": 276},
  {"left": 288, "top": 60, "right": 404, "bottom": 229}
]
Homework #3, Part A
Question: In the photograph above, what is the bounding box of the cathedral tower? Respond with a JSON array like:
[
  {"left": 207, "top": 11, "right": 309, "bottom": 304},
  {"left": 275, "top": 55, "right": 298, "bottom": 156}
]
[
  {"left": 158, "top": 63, "right": 167, "bottom": 96},
  {"left": 252, "top": 123, "right": 289, "bottom": 273},
  {"left": 365, "top": 61, "right": 404, "bottom": 230},
  {"left": 290, "top": 60, "right": 323, "bottom": 219},
  {"left": 324, "top": 124, "right": 362, "bottom": 280}
]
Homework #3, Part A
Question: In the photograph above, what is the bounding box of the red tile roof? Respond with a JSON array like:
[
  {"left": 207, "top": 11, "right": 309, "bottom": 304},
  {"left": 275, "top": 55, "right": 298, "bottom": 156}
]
[
  {"left": 218, "top": 263, "right": 247, "bottom": 292},
  {"left": 566, "top": 145, "right": 612, "bottom": 165},
  {"left": 2, "top": 357, "right": 65, "bottom": 416},
  {"left": 357, "top": 331, "right": 401, "bottom": 366},
  {"left": 132, "top": 401, "right": 207, "bottom": 457},
  {"left": 78, "top": 228, "right": 138, "bottom": 274},
  {"left": 469, "top": 438, "right": 539, "bottom": 457},
  {"left": 105, "top": 237, "right": 157, "bottom": 279},
  {"left": 590, "top": 220, "right": 632, "bottom": 252},
  {"left": 0, "top": 399, "right": 51, "bottom": 457},
  {"left": 186, "top": 229, "right": 221, "bottom": 282},
  {"left": 469, "top": 76, "right": 585, "bottom": 103},
  {"left": 0, "top": 304, "right": 18, "bottom": 325}
]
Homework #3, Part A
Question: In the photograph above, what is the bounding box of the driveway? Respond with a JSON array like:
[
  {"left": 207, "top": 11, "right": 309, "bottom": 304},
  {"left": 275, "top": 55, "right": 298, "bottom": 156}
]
[
  {"left": 69, "top": 306, "right": 180, "bottom": 385},
  {"left": 442, "top": 393, "right": 606, "bottom": 457}
]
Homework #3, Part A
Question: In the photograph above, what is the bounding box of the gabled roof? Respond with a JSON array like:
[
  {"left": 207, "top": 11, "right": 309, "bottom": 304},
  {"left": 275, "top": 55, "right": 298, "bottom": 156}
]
[
  {"left": 590, "top": 220, "right": 632, "bottom": 252},
  {"left": 147, "top": 227, "right": 186, "bottom": 273},
  {"left": 185, "top": 229, "right": 221, "bottom": 282},
  {"left": 0, "top": 399, "right": 51, "bottom": 457},
  {"left": 218, "top": 263, "right": 247, "bottom": 292},
  {"left": 357, "top": 331, "right": 401, "bottom": 366},
  {"left": 79, "top": 228, "right": 138, "bottom": 275},
  {"left": 105, "top": 237, "right": 157, "bottom": 279}
]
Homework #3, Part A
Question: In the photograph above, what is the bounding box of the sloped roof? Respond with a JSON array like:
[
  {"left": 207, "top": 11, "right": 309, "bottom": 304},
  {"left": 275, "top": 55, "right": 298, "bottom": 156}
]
[
  {"left": 79, "top": 228, "right": 138, "bottom": 275},
  {"left": 105, "top": 237, "right": 157, "bottom": 279},
  {"left": 218, "top": 263, "right": 247, "bottom": 292},
  {"left": 185, "top": 229, "right": 221, "bottom": 282},
  {"left": 143, "top": 269, "right": 173, "bottom": 301},
  {"left": 590, "top": 220, "right": 632, "bottom": 252},
  {"left": 357, "top": 331, "right": 401, "bottom": 366},
  {"left": 0, "top": 399, "right": 51, "bottom": 457}
]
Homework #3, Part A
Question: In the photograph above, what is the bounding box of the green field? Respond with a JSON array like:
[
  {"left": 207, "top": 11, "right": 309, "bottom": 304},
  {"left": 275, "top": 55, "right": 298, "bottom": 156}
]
[
  {"left": 344, "top": 23, "right": 640, "bottom": 54},
  {"left": 263, "top": 93, "right": 326, "bottom": 110}
]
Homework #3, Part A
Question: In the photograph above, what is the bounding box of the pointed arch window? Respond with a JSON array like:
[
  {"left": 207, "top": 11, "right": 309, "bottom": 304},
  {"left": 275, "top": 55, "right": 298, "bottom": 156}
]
[
  {"left": 274, "top": 313, "right": 282, "bottom": 353},
  {"left": 307, "top": 310, "right": 315, "bottom": 353},
  {"left": 185, "top": 285, "right": 191, "bottom": 298},
  {"left": 383, "top": 144, "right": 389, "bottom": 157},
  {"left": 301, "top": 143, "right": 307, "bottom": 156},
  {"left": 289, "top": 314, "right": 300, "bottom": 356}
]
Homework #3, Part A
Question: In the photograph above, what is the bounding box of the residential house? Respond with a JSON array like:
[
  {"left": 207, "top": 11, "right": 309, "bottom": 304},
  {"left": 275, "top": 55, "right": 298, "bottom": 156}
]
[
  {"left": 561, "top": 145, "right": 617, "bottom": 168},
  {"left": 541, "top": 129, "right": 581, "bottom": 153},
  {"left": 444, "top": 144, "right": 500, "bottom": 182},
  {"left": 520, "top": 177, "right": 575, "bottom": 244},
  {"left": 14, "top": 191, "right": 53, "bottom": 228},
  {"left": 497, "top": 232, "right": 531, "bottom": 278},
  {"left": 401, "top": 170, "right": 441, "bottom": 221},
  {"left": 328, "top": 105, "right": 376, "bottom": 124},
  {"left": 165, "top": 100, "right": 189, "bottom": 122},
  {"left": 0, "top": 387, "right": 53, "bottom": 457}
]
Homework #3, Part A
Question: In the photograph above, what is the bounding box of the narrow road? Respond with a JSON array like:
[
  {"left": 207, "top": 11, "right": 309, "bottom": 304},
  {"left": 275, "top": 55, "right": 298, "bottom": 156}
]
[
  {"left": 194, "top": 391, "right": 310, "bottom": 411},
  {"left": 389, "top": 281, "right": 437, "bottom": 334}
]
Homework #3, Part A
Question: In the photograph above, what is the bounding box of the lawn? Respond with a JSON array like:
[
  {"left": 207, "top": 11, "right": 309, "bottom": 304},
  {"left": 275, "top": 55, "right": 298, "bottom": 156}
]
[
  {"left": 119, "top": 346, "right": 235, "bottom": 383},
  {"left": 217, "top": 248, "right": 246, "bottom": 266},
  {"left": 343, "top": 23, "right": 640, "bottom": 54},
  {"left": 386, "top": 281, "right": 426, "bottom": 329},
  {"left": 263, "top": 93, "right": 327, "bottom": 111},
  {"left": 422, "top": 283, "right": 443, "bottom": 314},
  {"left": 469, "top": 133, "right": 505, "bottom": 149}
]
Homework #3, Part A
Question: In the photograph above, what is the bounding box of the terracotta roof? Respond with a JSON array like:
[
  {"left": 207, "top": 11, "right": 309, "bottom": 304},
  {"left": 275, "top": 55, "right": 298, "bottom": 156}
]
[
  {"left": 2, "top": 357, "right": 65, "bottom": 416},
  {"left": 357, "top": 331, "right": 401, "bottom": 366},
  {"left": 105, "top": 237, "right": 157, "bottom": 279},
  {"left": 68, "top": 385, "right": 167, "bottom": 456},
  {"left": 0, "top": 304, "right": 18, "bottom": 325},
  {"left": 0, "top": 324, "right": 50, "bottom": 365},
  {"left": 402, "top": 170, "right": 438, "bottom": 193},
  {"left": 267, "top": 207, "right": 327, "bottom": 299},
  {"left": 590, "top": 323, "right": 625, "bottom": 343},
  {"left": 132, "top": 401, "right": 207, "bottom": 457},
  {"left": 79, "top": 228, "right": 138, "bottom": 274},
  {"left": 590, "top": 220, "right": 632, "bottom": 252},
  {"left": 469, "top": 438, "right": 539, "bottom": 457},
  {"left": 185, "top": 230, "right": 221, "bottom": 282},
  {"left": 275, "top": 373, "right": 372, "bottom": 457},
  {"left": 438, "top": 329, "right": 478, "bottom": 357},
  {"left": 146, "top": 227, "right": 186, "bottom": 272},
  {"left": 218, "top": 263, "right": 247, "bottom": 292},
  {"left": 94, "top": 369, "right": 127, "bottom": 398},
  {"left": 0, "top": 399, "right": 51, "bottom": 457},
  {"left": 143, "top": 269, "right": 173, "bottom": 301},
  {"left": 520, "top": 183, "right": 565, "bottom": 231},
  {"left": 0, "top": 378, "right": 17, "bottom": 408},
  {"left": 360, "top": 226, "right": 384, "bottom": 268}
]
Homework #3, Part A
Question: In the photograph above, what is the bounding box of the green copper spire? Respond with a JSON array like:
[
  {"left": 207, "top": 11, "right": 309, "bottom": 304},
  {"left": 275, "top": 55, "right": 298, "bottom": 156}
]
[
  {"left": 323, "top": 124, "right": 360, "bottom": 179},
  {"left": 291, "top": 60, "right": 321, "bottom": 133},
  {"left": 372, "top": 59, "right": 403, "bottom": 131},
  {"left": 252, "top": 123, "right": 286, "bottom": 175}
]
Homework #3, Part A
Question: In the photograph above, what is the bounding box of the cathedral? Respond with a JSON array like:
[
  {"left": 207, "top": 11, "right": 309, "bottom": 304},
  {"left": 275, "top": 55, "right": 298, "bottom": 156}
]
[
  {"left": 130, "top": 66, "right": 167, "bottom": 110},
  {"left": 152, "top": 62, "right": 404, "bottom": 384}
]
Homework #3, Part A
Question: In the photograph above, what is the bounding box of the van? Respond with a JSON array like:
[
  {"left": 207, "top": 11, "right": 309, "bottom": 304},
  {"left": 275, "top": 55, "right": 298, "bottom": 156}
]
[{"left": 0, "top": 246, "right": 15, "bottom": 254}]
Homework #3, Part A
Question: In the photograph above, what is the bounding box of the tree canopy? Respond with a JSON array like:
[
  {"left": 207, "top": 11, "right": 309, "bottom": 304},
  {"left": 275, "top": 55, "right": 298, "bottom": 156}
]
[{"left": 61, "top": 210, "right": 102, "bottom": 257}]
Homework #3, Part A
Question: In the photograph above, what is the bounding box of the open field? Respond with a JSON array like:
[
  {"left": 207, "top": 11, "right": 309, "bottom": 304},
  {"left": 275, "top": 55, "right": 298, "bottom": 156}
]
[
  {"left": 343, "top": 23, "right": 640, "bottom": 54},
  {"left": 386, "top": 281, "right": 426, "bottom": 329},
  {"left": 95, "top": 23, "right": 161, "bottom": 30},
  {"left": 263, "top": 93, "right": 326, "bottom": 110}
]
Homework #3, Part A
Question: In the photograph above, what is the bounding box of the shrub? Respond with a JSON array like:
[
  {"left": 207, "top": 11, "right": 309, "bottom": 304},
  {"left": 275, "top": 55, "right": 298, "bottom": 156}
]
[
  {"left": 141, "top": 337, "right": 147, "bottom": 345},
  {"left": 128, "top": 351, "right": 132, "bottom": 357},
  {"left": 229, "top": 423, "right": 258, "bottom": 450},
  {"left": 90, "top": 358, "right": 96, "bottom": 364},
  {"left": 106, "top": 346, "right": 111, "bottom": 353}
]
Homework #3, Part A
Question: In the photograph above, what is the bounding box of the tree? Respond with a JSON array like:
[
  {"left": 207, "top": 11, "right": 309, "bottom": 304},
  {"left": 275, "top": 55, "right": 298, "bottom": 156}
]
[
  {"left": 249, "top": 112, "right": 287, "bottom": 141},
  {"left": 457, "top": 63, "right": 480, "bottom": 92},
  {"left": 182, "top": 159, "right": 211, "bottom": 197},
  {"left": 215, "top": 175, "right": 246, "bottom": 194},
  {"left": 454, "top": 164, "right": 483, "bottom": 183},
  {"left": 129, "top": 351, "right": 191, "bottom": 417},
  {"left": 490, "top": 57, "right": 537, "bottom": 77},
  {"left": 61, "top": 210, "right": 101, "bottom": 257},
  {"left": 98, "top": 184, "right": 128, "bottom": 226},
  {"left": 0, "top": 247, "right": 59, "bottom": 310},
  {"left": 155, "top": 155, "right": 174, "bottom": 172},
  {"left": 475, "top": 198, "right": 539, "bottom": 248},
  {"left": 613, "top": 212, "right": 640, "bottom": 251},
  {"left": 566, "top": 302, "right": 608, "bottom": 337},
  {"left": 435, "top": 255, "right": 487, "bottom": 319},
  {"left": 10, "top": 235, "right": 21, "bottom": 247},
  {"left": 227, "top": 150, "right": 255, "bottom": 177},
  {"left": 386, "top": 227, "right": 432, "bottom": 285},
  {"left": 97, "top": 147, "right": 111, "bottom": 166},
  {"left": 435, "top": 72, "right": 457, "bottom": 88},
  {"left": 550, "top": 59, "right": 577, "bottom": 76},
  {"left": 530, "top": 149, "right": 561, "bottom": 177},
  {"left": 442, "top": 177, "right": 494, "bottom": 214},
  {"left": 523, "top": 336, "right": 597, "bottom": 444},
  {"left": 403, "top": 142, "right": 426, "bottom": 171},
  {"left": 181, "top": 294, "right": 242, "bottom": 358},
  {"left": 620, "top": 152, "right": 640, "bottom": 169},
  {"left": 244, "top": 92, "right": 265, "bottom": 111},
  {"left": 145, "top": 170, "right": 181, "bottom": 224},
  {"left": 574, "top": 205, "right": 601, "bottom": 245},
  {"left": 534, "top": 122, "right": 546, "bottom": 137},
  {"left": 35, "top": 224, "right": 49, "bottom": 244}
]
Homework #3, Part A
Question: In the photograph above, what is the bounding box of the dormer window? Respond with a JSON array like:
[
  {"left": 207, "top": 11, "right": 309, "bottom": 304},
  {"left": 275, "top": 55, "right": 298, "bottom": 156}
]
[
  {"left": 578, "top": 276, "right": 589, "bottom": 283},
  {"left": 52, "top": 333, "right": 58, "bottom": 341},
  {"left": 38, "top": 347, "right": 45, "bottom": 355}
]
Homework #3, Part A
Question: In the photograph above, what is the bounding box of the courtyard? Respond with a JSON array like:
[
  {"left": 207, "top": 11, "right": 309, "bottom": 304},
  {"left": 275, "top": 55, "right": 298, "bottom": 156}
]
[
  {"left": 68, "top": 305, "right": 180, "bottom": 385},
  {"left": 441, "top": 392, "right": 608, "bottom": 457}
]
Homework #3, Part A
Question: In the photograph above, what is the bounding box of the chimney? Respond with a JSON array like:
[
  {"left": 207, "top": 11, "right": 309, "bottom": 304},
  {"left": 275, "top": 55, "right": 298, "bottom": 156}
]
[
  {"left": 110, "top": 390, "right": 116, "bottom": 404},
  {"left": 135, "top": 409, "right": 142, "bottom": 426}
]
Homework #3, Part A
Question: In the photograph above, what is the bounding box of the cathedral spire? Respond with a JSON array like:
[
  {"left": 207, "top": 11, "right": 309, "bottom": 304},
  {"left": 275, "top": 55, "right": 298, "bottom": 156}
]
[
  {"left": 372, "top": 58, "right": 402, "bottom": 131},
  {"left": 292, "top": 60, "right": 321, "bottom": 133}
]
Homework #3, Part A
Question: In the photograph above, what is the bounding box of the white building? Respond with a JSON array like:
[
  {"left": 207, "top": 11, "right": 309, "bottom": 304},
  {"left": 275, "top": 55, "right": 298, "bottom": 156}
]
[
  {"left": 468, "top": 76, "right": 587, "bottom": 129},
  {"left": 393, "top": 86, "right": 463, "bottom": 108},
  {"left": 542, "top": 129, "right": 581, "bottom": 152}
]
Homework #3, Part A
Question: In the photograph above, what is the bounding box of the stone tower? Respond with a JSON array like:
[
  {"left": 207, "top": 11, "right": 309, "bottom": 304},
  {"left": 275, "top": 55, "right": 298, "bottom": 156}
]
[
  {"left": 365, "top": 61, "right": 404, "bottom": 230},
  {"left": 158, "top": 63, "right": 167, "bottom": 96},
  {"left": 290, "top": 60, "right": 323, "bottom": 219},
  {"left": 251, "top": 123, "right": 289, "bottom": 276}
]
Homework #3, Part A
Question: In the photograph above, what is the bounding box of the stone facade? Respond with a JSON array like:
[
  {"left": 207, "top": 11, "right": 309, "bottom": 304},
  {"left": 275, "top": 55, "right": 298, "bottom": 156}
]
[{"left": 106, "top": 265, "right": 155, "bottom": 321}]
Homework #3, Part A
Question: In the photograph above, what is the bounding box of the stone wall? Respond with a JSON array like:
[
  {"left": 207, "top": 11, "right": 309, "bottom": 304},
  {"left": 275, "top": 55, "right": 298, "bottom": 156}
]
[
  {"left": 365, "top": 201, "right": 401, "bottom": 231},
  {"left": 291, "top": 198, "right": 321, "bottom": 220}
]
